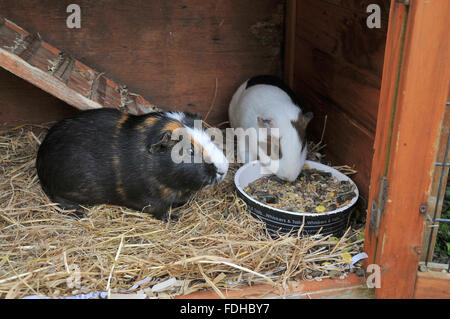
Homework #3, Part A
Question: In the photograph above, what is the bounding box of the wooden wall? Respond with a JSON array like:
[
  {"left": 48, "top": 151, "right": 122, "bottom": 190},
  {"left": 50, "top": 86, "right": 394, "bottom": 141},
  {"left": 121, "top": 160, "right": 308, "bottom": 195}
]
[
  {"left": 0, "top": 0, "right": 284, "bottom": 128},
  {"left": 287, "top": 0, "right": 390, "bottom": 199},
  {"left": 0, "top": 68, "right": 78, "bottom": 129},
  {"left": 1, "top": 0, "right": 390, "bottom": 199}
]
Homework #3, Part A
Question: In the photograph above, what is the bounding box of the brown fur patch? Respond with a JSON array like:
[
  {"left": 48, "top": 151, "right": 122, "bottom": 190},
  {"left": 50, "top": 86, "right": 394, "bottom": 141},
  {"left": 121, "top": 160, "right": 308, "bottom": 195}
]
[
  {"left": 117, "top": 114, "right": 128, "bottom": 127},
  {"left": 112, "top": 155, "right": 126, "bottom": 201},
  {"left": 137, "top": 116, "right": 159, "bottom": 132},
  {"left": 188, "top": 136, "right": 208, "bottom": 160},
  {"left": 163, "top": 121, "right": 183, "bottom": 132},
  {"left": 291, "top": 112, "right": 313, "bottom": 150},
  {"left": 144, "top": 117, "right": 158, "bottom": 126},
  {"left": 113, "top": 115, "right": 128, "bottom": 201},
  {"left": 201, "top": 147, "right": 210, "bottom": 161},
  {"left": 160, "top": 185, "right": 171, "bottom": 198},
  {"left": 116, "top": 180, "right": 126, "bottom": 200},
  {"left": 112, "top": 155, "right": 120, "bottom": 167}
]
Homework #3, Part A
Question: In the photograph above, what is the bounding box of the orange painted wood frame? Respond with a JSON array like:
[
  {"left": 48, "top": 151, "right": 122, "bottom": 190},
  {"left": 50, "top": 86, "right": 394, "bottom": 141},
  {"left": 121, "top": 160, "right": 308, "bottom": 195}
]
[
  {"left": 175, "top": 274, "right": 370, "bottom": 299},
  {"left": 363, "top": 0, "right": 450, "bottom": 298}
]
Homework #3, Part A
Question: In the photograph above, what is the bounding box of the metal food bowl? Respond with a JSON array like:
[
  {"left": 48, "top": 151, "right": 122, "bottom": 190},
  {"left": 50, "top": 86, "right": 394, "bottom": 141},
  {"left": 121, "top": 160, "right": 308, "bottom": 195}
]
[{"left": 234, "top": 160, "right": 359, "bottom": 237}]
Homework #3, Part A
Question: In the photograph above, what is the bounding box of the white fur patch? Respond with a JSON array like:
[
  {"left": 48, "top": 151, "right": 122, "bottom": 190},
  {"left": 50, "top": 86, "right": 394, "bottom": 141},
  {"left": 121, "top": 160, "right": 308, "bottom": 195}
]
[
  {"left": 165, "top": 112, "right": 228, "bottom": 182},
  {"left": 229, "top": 81, "right": 307, "bottom": 181},
  {"left": 185, "top": 125, "right": 229, "bottom": 178},
  {"left": 165, "top": 112, "right": 185, "bottom": 122}
]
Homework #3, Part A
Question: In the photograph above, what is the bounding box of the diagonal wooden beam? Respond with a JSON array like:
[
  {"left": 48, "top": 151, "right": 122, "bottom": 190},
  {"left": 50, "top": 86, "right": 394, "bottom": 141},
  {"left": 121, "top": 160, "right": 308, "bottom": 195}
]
[{"left": 0, "top": 16, "right": 160, "bottom": 115}]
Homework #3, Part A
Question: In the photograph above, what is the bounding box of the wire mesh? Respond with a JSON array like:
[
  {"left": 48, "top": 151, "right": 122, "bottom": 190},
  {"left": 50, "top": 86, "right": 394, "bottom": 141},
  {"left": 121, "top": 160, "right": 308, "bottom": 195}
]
[{"left": 424, "top": 104, "right": 450, "bottom": 271}]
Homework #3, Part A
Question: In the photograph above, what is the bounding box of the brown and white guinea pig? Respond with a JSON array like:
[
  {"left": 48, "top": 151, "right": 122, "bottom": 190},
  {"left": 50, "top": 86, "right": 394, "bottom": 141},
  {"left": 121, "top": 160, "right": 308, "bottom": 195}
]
[
  {"left": 229, "top": 75, "right": 313, "bottom": 182},
  {"left": 36, "top": 108, "right": 228, "bottom": 219}
]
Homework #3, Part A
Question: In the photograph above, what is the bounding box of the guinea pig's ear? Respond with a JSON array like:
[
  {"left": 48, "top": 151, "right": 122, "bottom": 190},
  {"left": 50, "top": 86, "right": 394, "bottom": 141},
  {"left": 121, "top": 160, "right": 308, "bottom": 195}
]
[
  {"left": 301, "top": 112, "right": 313, "bottom": 129},
  {"left": 257, "top": 117, "right": 275, "bottom": 128},
  {"left": 148, "top": 130, "right": 176, "bottom": 154}
]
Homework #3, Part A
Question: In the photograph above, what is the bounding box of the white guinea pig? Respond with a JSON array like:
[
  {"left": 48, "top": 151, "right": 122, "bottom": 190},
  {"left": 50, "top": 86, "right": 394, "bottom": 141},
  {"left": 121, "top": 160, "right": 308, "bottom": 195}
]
[{"left": 228, "top": 75, "right": 313, "bottom": 182}]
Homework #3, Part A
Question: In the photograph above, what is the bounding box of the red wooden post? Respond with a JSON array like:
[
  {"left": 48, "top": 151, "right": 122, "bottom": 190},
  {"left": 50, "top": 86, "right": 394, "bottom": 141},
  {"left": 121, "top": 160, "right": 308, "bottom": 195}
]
[{"left": 364, "top": 0, "right": 450, "bottom": 298}]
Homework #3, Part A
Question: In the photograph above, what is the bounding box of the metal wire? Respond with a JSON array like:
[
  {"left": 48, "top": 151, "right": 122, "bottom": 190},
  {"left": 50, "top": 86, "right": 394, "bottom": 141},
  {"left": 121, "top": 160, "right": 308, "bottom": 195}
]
[{"left": 425, "top": 127, "right": 450, "bottom": 269}]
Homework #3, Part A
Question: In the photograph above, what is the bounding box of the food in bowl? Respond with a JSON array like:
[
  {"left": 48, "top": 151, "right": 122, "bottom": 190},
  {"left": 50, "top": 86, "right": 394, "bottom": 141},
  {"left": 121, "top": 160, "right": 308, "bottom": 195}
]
[{"left": 243, "top": 165, "right": 357, "bottom": 214}]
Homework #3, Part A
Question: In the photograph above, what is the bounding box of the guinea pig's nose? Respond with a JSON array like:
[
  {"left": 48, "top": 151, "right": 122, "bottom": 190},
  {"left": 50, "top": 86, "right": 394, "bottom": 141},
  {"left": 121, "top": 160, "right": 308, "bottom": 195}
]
[{"left": 217, "top": 171, "right": 225, "bottom": 176}]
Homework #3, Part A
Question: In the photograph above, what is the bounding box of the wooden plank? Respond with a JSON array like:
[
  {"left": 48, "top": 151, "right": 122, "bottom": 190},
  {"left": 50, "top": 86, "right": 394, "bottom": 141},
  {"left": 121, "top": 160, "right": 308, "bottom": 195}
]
[
  {"left": 0, "top": 46, "right": 101, "bottom": 110},
  {"left": 288, "top": 0, "right": 389, "bottom": 199},
  {"left": 0, "top": 17, "right": 160, "bottom": 116},
  {"left": 296, "top": 0, "right": 389, "bottom": 78},
  {"left": 283, "top": 0, "right": 296, "bottom": 88},
  {"left": 0, "top": 0, "right": 284, "bottom": 125},
  {"left": 294, "top": 76, "right": 374, "bottom": 200},
  {"left": 175, "top": 274, "right": 371, "bottom": 299},
  {"left": 0, "top": 67, "right": 77, "bottom": 129},
  {"left": 414, "top": 271, "right": 450, "bottom": 299},
  {"left": 363, "top": 0, "right": 450, "bottom": 298},
  {"left": 363, "top": 1, "right": 408, "bottom": 270},
  {"left": 418, "top": 261, "right": 450, "bottom": 273},
  {"left": 320, "top": 0, "right": 390, "bottom": 22},
  {"left": 293, "top": 37, "right": 381, "bottom": 134}
]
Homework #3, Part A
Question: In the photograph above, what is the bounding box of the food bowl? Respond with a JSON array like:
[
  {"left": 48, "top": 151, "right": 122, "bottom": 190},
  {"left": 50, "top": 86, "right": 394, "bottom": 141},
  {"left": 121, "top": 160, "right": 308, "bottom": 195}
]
[{"left": 234, "top": 160, "right": 359, "bottom": 237}]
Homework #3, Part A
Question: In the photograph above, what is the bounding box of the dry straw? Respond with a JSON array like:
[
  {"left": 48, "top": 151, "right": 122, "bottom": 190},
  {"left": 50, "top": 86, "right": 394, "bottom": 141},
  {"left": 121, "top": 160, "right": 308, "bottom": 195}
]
[{"left": 0, "top": 125, "right": 362, "bottom": 299}]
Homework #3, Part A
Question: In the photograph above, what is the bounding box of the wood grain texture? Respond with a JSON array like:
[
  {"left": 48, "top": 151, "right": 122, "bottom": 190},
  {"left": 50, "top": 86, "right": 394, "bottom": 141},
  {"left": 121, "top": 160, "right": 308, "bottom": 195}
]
[
  {"left": 320, "top": 0, "right": 390, "bottom": 21},
  {"left": 288, "top": 0, "right": 389, "bottom": 199},
  {"left": 363, "top": 3, "right": 408, "bottom": 269},
  {"left": 414, "top": 271, "right": 450, "bottom": 299},
  {"left": 294, "top": 75, "right": 374, "bottom": 193},
  {"left": 293, "top": 38, "right": 382, "bottom": 134},
  {"left": 0, "top": 30, "right": 159, "bottom": 112},
  {"left": 0, "top": 0, "right": 284, "bottom": 126},
  {"left": 283, "top": 0, "right": 296, "bottom": 88},
  {"left": 0, "top": 68, "right": 77, "bottom": 130},
  {"left": 296, "top": 0, "right": 388, "bottom": 79},
  {"left": 175, "top": 274, "right": 370, "bottom": 299},
  {"left": 0, "top": 15, "right": 164, "bottom": 129},
  {"left": 364, "top": 0, "right": 450, "bottom": 299}
]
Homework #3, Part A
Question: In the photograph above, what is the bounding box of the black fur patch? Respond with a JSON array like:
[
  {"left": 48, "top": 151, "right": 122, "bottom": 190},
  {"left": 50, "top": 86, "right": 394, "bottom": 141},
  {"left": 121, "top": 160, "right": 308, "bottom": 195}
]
[
  {"left": 36, "top": 108, "right": 220, "bottom": 220},
  {"left": 245, "top": 75, "right": 301, "bottom": 106}
]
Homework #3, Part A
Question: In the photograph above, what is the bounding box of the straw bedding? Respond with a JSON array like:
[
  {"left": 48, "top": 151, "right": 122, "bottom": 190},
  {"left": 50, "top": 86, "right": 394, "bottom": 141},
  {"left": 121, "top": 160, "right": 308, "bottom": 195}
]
[{"left": 0, "top": 125, "right": 363, "bottom": 299}]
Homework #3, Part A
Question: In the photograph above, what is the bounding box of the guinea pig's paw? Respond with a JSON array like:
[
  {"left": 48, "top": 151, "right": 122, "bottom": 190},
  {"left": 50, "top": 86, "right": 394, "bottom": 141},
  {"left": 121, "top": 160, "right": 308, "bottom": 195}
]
[
  {"left": 171, "top": 201, "right": 188, "bottom": 209},
  {"left": 162, "top": 210, "right": 180, "bottom": 223},
  {"left": 53, "top": 196, "right": 86, "bottom": 219},
  {"left": 141, "top": 204, "right": 178, "bottom": 222},
  {"left": 64, "top": 210, "right": 87, "bottom": 220}
]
